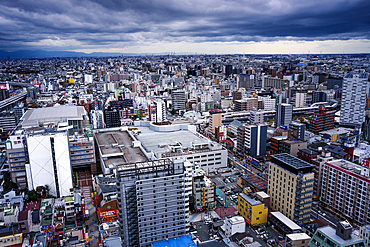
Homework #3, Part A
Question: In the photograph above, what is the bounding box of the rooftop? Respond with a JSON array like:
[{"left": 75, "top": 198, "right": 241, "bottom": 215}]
[
  {"left": 325, "top": 159, "right": 370, "bottom": 181},
  {"left": 286, "top": 233, "right": 311, "bottom": 241},
  {"left": 21, "top": 105, "right": 86, "bottom": 127},
  {"left": 318, "top": 226, "right": 365, "bottom": 245},
  {"left": 270, "top": 212, "right": 301, "bottom": 231},
  {"left": 320, "top": 127, "right": 352, "bottom": 136},
  {"left": 135, "top": 126, "right": 202, "bottom": 152},
  {"left": 240, "top": 193, "right": 263, "bottom": 206},
  {"left": 95, "top": 129, "right": 147, "bottom": 171},
  {"left": 299, "top": 149, "right": 318, "bottom": 155},
  {"left": 151, "top": 234, "right": 196, "bottom": 247},
  {"left": 271, "top": 153, "right": 313, "bottom": 175}
]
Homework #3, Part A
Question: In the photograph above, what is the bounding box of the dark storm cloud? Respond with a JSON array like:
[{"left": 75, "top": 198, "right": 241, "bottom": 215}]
[{"left": 0, "top": 0, "right": 369, "bottom": 50}]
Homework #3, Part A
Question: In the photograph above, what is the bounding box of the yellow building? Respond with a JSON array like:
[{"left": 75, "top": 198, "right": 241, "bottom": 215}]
[
  {"left": 238, "top": 190, "right": 268, "bottom": 226},
  {"left": 66, "top": 77, "right": 75, "bottom": 83},
  {"left": 267, "top": 153, "right": 314, "bottom": 224}
]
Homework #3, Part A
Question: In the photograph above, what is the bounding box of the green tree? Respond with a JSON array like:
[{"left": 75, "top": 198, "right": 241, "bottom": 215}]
[
  {"left": 3, "top": 181, "right": 17, "bottom": 193},
  {"left": 171, "top": 109, "right": 176, "bottom": 115},
  {"left": 26, "top": 190, "right": 39, "bottom": 202}
]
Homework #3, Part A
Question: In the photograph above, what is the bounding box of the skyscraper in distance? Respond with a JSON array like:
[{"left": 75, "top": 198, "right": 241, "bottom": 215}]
[{"left": 340, "top": 73, "right": 368, "bottom": 127}]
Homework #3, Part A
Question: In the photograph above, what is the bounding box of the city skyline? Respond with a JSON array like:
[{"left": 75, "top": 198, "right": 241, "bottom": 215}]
[{"left": 0, "top": 0, "right": 370, "bottom": 55}]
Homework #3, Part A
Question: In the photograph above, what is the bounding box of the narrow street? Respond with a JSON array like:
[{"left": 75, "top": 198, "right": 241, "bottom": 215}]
[{"left": 83, "top": 186, "right": 100, "bottom": 247}]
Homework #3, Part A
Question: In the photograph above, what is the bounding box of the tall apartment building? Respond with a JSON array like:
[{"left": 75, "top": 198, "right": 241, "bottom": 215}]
[
  {"left": 312, "top": 91, "right": 327, "bottom": 103},
  {"left": 90, "top": 110, "right": 105, "bottom": 129},
  {"left": 232, "top": 91, "right": 242, "bottom": 103},
  {"left": 5, "top": 135, "right": 27, "bottom": 189},
  {"left": 311, "top": 150, "right": 334, "bottom": 199},
  {"left": 245, "top": 125, "right": 267, "bottom": 158},
  {"left": 326, "top": 77, "right": 343, "bottom": 90},
  {"left": 309, "top": 107, "right": 335, "bottom": 134},
  {"left": 237, "top": 125, "right": 246, "bottom": 155},
  {"left": 263, "top": 76, "right": 289, "bottom": 89},
  {"left": 93, "top": 100, "right": 103, "bottom": 110},
  {"left": 289, "top": 122, "right": 305, "bottom": 141},
  {"left": 149, "top": 100, "right": 167, "bottom": 123},
  {"left": 13, "top": 105, "right": 25, "bottom": 122},
  {"left": 69, "top": 136, "right": 97, "bottom": 174},
  {"left": 234, "top": 98, "right": 258, "bottom": 111},
  {"left": 295, "top": 92, "right": 306, "bottom": 107},
  {"left": 276, "top": 103, "right": 293, "bottom": 127},
  {"left": 268, "top": 154, "right": 314, "bottom": 224},
  {"left": 320, "top": 159, "right": 370, "bottom": 225},
  {"left": 250, "top": 110, "right": 264, "bottom": 124},
  {"left": 239, "top": 74, "right": 255, "bottom": 89},
  {"left": 116, "top": 159, "right": 188, "bottom": 247},
  {"left": 104, "top": 108, "right": 120, "bottom": 128},
  {"left": 192, "top": 172, "right": 207, "bottom": 211},
  {"left": 0, "top": 111, "right": 17, "bottom": 133},
  {"left": 209, "top": 111, "right": 222, "bottom": 134},
  {"left": 258, "top": 96, "right": 276, "bottom": 111},
  {"left": 172, "top": 90, "right": 186, "bottom": 111},
  {"left": 340, "top": 73, "right": 369, "bottom": 127}
]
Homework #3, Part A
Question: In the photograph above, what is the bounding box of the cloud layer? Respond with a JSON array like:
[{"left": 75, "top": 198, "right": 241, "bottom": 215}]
[{"left": 0, "top": 0, "right": 369, "bottom": 53}]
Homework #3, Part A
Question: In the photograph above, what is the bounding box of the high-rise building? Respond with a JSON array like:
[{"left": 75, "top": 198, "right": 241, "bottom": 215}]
[
  {"left": 26, "top": 132, "right": 73, "bottom": 198},
  {"left": 359, "top": 225, "right": 370, "bottom": 247},
  {"left": 90, "top": 110, "right": 105, "bottom": 129},
  {"left": 245, "top": 125, "right": 267, "bottom": 158},
  {"left": 232, "top": 91, "right": 242, "bottom": 103},
  {"left": 26, "top": 87, "right": 39, "bottom": 99},
  {"left": 234, "top": 98, "right": 258, "bottom": 111},
  {"left": 326, "top": 77, "right": 343, "bottom": 90},
  {"left": 263, "top": 76, "right": 289, "bottom": 89},
  {"left": 276, "top": 103, "right": 293, "bottom": 127},
  {"left": 320, "top": 159, "right": 370, "bottom": 225},
  {"left": 209, "top": 111, "right": 222, "bottom": 134},
  {"left": 13, "top": 104, "right": 25, "bottom": 122},
  {"left": 94, "top": 100, "right": 103, "bottom": 111},
  {"left": 172, "top": 90, "right": 186, "bottom": 111},
  {"left": 311, "top": 150, "right": 334, "bottom": 199},
  {"left": 250, "top": 110, "right": 264, "bottom": 124},
  {"left": 258, "top": 96, "right": 276, "bottom": 111},
  {"left": 225, "top": 65, "right": 233, "bottom": 76},
  {"left": 309, "top": 106, "right": 335, "bottom": 134},
  {"left": 149, "top": 100, "right": 167, "bottom": 123},
  {"left": 340, "top": 73, "right": 369, "bottom": 127},
  {"left": 239, "top": 74, "right": 255, "bottom": 89},
  {"left": 312, "top": 91, "right": 327, "bottom": 103},
  {"left": 116, "top": 158, "right": 188, "bottom": 247},
  {"left": 237, "top": 125, "right": 246, "bottom": 155},
  {"left": 295, "top": 92, "right": 306, "bottom": 107},
  {"left": 104, "top": 108, "right": 120, "bottom": 128},
  {"left": 268, "top": 154, "right": 314, "bottom": 224},
  {"left": 289, "top": 122, "right": 305, "bottom": 141},
  {"left": 0, "top": 111, "right": 17, "bottom": 133}
]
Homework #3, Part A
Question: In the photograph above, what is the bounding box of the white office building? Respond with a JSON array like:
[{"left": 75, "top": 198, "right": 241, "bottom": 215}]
[
  {"left": 258, "top": 96, "right": 276, "bottom": 111},
  {"left": 26, "top": 132, "right": 73, "bottom": 197}
]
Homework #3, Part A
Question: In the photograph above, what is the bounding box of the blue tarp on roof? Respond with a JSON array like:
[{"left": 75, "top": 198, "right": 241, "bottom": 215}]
[{"left": 152, "top": 235, "right": 196, "bottom": 247}]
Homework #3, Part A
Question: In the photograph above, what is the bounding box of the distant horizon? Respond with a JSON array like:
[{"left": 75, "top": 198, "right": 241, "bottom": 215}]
[{"left": 1, "top": 48, "right": 370, "bottom": 60}]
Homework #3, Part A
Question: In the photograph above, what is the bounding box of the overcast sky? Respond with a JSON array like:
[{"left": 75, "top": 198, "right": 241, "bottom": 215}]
[{"left": 1, "top": 0, "right": 369, "bottom": 54}]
